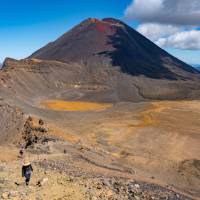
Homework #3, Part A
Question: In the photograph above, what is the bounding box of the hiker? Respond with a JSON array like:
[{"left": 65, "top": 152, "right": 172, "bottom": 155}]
[{"left": 22, "top": 157, "right": 33, "bottom": 186}]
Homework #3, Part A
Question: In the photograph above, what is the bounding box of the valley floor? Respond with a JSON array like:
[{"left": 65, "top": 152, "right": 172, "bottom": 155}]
[{"left": 0, "top": 100, "right": 200, "bottom": 199}]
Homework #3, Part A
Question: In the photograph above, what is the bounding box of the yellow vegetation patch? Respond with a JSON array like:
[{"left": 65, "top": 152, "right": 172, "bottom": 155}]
[{"left": 41, "top": 100, "right": 112, "bottom": 111}]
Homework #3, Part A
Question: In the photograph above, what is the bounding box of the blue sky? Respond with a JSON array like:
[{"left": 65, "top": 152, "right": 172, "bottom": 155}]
[{"left": 0, "top": 0, "right": 200, "bottom": 64}]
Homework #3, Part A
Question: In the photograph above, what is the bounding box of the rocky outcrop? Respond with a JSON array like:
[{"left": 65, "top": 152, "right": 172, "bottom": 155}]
[{"left": 22, "top": 116, "right": 48, "bottom": 149}]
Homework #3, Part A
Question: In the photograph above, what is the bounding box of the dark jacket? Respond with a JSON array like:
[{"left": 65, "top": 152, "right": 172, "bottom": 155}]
[{"left": 22, "top": 164, "right": 33, "bottom": 177}]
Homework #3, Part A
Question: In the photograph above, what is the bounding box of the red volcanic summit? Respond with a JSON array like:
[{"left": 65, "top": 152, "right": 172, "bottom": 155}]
[
  {"left": 30, "top": 18, "right": 123, "bottom": 69},
  {"left": 30, "top": 18, "right": 199, "bottom": 80},
  {"left": 88, "top": 18, "right": 124, "bottom": 33}
]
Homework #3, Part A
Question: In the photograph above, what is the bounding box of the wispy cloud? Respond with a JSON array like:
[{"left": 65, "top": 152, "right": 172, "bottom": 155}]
[
  {"left": 124, "top": 0, "right": 200, "bottom": 50},
  {"left": 156, "top": 30, "right": 200, "bottom": 50},
  {"left": 137, "top": 23, "right": 180, "bottom": 41},
  {"left": 125, "top": 0, "right": 200, "bottom": 25}
]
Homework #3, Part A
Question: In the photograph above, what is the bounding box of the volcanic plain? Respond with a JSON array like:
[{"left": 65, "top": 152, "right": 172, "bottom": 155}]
[
  {"left": 0, "top": 18, "right": 200, "bottom": 199},
  {"left": 0, "top": 59, "right": 199, "bottom": 199}
]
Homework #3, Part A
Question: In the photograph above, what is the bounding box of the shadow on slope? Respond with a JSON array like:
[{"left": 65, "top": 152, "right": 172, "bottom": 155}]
[{"left": 98, "top": 20, "right": 199, "bottom": 80}]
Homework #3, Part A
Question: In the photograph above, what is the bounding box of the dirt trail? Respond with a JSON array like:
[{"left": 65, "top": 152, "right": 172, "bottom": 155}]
[{"left": 0, "top": 144, "right": 196, "bottom": 200}]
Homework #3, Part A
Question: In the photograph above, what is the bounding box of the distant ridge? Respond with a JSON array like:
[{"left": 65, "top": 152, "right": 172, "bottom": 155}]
[{"left": 192, "top": 64, "right": 200, "bottom": 71}]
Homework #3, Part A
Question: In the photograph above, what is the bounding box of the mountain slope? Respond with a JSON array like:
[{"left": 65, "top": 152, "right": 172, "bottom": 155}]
[
  {"left": 192, "top": 64, "right": 200, "bottom": 71},
  {"left": 1, "top": 18, "right": 200, "bottom": 102},
  {"left": 30, "top": 18, "right": 199, "bottom": 80}
]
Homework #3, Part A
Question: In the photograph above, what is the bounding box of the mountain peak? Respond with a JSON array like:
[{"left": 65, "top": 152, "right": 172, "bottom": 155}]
[
  {"left": 29, "top": 18, "right": 199, "bottom": 80},
  {"left": 83, "top": 18, "right": 124, "bottom": 28},
  {"left": 102, "top": 18, "right": 124, "bottom": 24}
]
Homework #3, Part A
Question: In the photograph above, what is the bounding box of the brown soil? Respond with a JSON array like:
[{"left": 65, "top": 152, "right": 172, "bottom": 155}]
[{"left": 1, "top": 99, "right": 200, "bottom": 199}]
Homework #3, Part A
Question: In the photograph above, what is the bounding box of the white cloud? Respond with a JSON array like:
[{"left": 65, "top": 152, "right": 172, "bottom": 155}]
[
  {"left": 125, "top": 0, "right": 200, "bottom": 50},
  {"left": 156, "top": 30, "right": 200, "bottom": 50},
  {"left": 125, "top": 0, "right": 162, "bottom": 20},
  {"left": 136, "top": 23, "right": 200, "bottom": 50},
  {"left": 137, "top": 23, "right": 180, "bottom": 41},
  {"left": 125, "top": 0, "right": 200, "bottom": 25}
]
